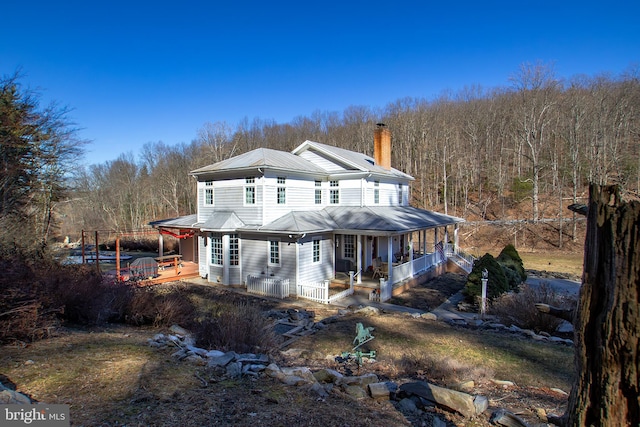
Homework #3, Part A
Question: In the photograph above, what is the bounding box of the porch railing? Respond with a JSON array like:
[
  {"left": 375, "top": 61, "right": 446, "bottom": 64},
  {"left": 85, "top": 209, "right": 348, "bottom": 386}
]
[
  {"left": 297, "top": 272, "right": 355, "bottom": 304},
  {"left": 247, "top": 275, "right": 290, "bottom": 299},
  {"left": 444, "top": 243, "right": 475, "bottom": 273}
]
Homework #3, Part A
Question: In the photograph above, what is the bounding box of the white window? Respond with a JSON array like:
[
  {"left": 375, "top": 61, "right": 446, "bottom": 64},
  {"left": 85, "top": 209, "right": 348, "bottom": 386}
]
[
  {"left": 330, "top": 180, "right": 339, "bottom": 204},
  {"left": 204, "top": 181, "right": 214, "bottom": 206},
  {"left": 312, "top": 239, "right": 321, "bottom": 263},
  {"left": 277, "top": 177, "right": 286, "bottom": 204},
  {"left": 314, "top": 181, "right": 322, "bottom": 205},
  {"left": 268, "top": 240, "right": 280, "bottom": 265},
  {"left": 229, "top": 234, "right": 239, "bottom": 266},
  {"left": 210, "top": 234, "right": 223, "bottom": 266},
  {"left": 343, "top": 234, "right": 355, "bottom": 259},
  {"left": 245, "top": 177, "right": 255, "bottom": 205},
  {"left": 374, "top": 181, "right": 380, "bottom": 204}
]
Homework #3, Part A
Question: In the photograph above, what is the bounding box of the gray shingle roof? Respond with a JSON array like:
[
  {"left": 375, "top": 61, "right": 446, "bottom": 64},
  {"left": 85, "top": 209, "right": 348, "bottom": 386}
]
[{"left": 190, "top": 148, "right": 326, "bottom": 176}]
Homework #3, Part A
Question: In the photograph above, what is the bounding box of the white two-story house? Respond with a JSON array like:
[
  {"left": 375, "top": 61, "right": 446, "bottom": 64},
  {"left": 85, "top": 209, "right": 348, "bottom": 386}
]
[{"left": 151, "top": 125, "right": 465, "bottom": 298}]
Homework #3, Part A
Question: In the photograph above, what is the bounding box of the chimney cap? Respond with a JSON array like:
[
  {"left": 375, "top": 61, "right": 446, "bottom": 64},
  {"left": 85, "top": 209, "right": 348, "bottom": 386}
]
[{"left": 376, "top": 122, "right": 386, "bottom": 128}]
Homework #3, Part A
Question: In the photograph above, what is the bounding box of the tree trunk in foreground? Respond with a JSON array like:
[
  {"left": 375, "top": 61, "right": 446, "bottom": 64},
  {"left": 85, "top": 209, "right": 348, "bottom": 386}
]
[{"left": 566, "top": 184, "right": 639, "bottom": 426}]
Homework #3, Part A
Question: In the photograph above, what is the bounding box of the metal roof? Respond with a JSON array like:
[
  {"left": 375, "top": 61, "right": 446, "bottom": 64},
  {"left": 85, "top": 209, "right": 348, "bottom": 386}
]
[
  {"left": 246, "top": 206, "right": 463, "bottom": 235},
  {"left": 190, "top": 148, "right": 326, "bottom": 176},
  {"left": 199, "top": 211, "right": 246, "bottom": 231},
  {"left": 149, "top": 214, "right": 198, "bottom": 229},
  {"left": 292, "top": 140, "right": 414, "bottom": 180}
]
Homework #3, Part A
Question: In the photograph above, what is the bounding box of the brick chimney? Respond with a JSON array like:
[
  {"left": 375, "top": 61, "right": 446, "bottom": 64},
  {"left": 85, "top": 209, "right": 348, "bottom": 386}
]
[{"left": 373, "top": 123, "right": 391, "bottom": 170}]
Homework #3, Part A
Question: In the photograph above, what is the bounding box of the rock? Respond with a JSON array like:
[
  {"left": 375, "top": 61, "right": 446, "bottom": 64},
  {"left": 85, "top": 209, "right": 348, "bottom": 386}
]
[
  {"left": 0, "top": 389, "right": 32, "bottom": 404},
  {"left": 281, "top": 367, "right": 315, "bottom": 383},
  {"left": 336, "top": 373, "right": 379, "bottom": 387},
  {"left": 490, "top": 409, "right": 529, "bottom": 427},
  {"left": 399, "top": 381, "right": 477, "bottom": 418},
  {"left": 152, "top": 333, "right": 166, "bottom": 341},
  {"left": 313, "top": 368, "right": 343, "bottom": 383},
  {"left": 343, "top": 384, "right": 368, "bottom": 399},
  {"left": 354, "top": 306, "right": 380, "bottom": 316},
  {"left": 186, "top": 345, "right": 208, "bottom": 357},
  {"left": 550, "top": 387, "right": 568, "bottom": 395},
  {"left": 421, "top": 312, "right": 438, "bottom": 320},
  {"left": 490, "top": 379, "right": 515, "bottom": 387},
  {"left": 205, "top": 349, "right": 225, "bottom": 358},
  {"left": 226, "top": 362, "right": 242, "bottom": 379},
  {"left": 368, "top": 382, "right": 390, "bottom": 400},
  {"left": 237, "top": 354, "right": 269, "bottom": 364},
  {"left": 281, "top": 375, "right": 307, "bottom": 386},
  {"left": 169, "top": 324, "right": 190, "bottom": 336},
  {"left": 264, "top": 363, "right": 282, "bottom": 378},
  {"left": 308, "top": 382, "right": 329, "bottom": 398},
  {"left": 396, "top": 397, "right": 419, "bottom": 415},
  {"left": 556, "top": 320, "right": 574, "bottom": 333},
  {"left": 473, "top": 395, "right": 489, "bottom": 414},
  {"left": 207, "top": 352, "right": 236, "bottom": 367},
  {"left": 508, "top": 324, "right": 522, "bottom": 333},
  {"left": 450, "top": 380, "right": 475, "bottom": 393}
]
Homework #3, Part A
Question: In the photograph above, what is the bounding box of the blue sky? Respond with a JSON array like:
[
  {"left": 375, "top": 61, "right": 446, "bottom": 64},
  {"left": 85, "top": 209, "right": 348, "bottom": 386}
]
[{"left": 2, "top": 0, "right": 638, "bottom": 166}]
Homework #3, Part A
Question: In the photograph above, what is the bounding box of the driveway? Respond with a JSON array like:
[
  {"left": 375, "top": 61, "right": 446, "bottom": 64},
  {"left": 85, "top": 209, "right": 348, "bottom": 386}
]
[{"left": 526, "top": 275, "right": 581, "bottom": 297}]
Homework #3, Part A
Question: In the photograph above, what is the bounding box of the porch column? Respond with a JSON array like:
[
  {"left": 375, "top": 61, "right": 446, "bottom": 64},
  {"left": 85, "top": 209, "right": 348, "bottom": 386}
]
[
  {"left": 158, "top": 232, "right": 164, "bottom": 257},
  {"left": 454, "top": 224, "right": 459, "bottom": 253},
  {"left": 387, "top": 236, "right": 393, "bottom": 285},
  {"left": 434, "top": 228, "right": 439, "bottom": 248},
  {"left": 408, "top": 234, "right": 414, "bottom": 276},
  {"left": 222, "top": 234, "right": 230, "bottom": 285},
  {"left": 356, "top": 235, "right": 362, "bottom": 284}
]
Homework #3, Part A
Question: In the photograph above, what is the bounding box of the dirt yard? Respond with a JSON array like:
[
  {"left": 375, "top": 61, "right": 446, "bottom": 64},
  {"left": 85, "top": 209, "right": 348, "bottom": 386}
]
[{"left": 1, "top": 279, "right": 574, "bottom": 427}]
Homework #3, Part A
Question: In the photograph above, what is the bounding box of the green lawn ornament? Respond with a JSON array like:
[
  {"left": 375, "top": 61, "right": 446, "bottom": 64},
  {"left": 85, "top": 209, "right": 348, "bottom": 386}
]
[{"left": 335, "top": 322, "right": 377, "bottom": 371}]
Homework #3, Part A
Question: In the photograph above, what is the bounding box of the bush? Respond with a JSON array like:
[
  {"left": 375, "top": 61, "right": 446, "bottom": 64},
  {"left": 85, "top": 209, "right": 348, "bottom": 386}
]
[
  {"left": 464, "top": 253, "right": 509, "bottom": 302},
  {"left": 125, "top": 285, "right": 195, "bottom": 327},
  {"left": 490, "top": 283, "right": 577, "bottom": 334},
  {"left": 497, "top": 244, "right": 527, "bottom": 289},
  {"left": 0, "top": 250, "right": 128, "bottom": 343},
  {"left": 192, "top": 301, "right": 278, "bottom": 355}
]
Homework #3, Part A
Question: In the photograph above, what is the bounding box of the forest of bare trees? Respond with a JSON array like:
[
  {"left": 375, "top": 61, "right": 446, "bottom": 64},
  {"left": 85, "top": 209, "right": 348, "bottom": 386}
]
[{"left": 62, "top": 63, "right": 640, "bottom": 240}]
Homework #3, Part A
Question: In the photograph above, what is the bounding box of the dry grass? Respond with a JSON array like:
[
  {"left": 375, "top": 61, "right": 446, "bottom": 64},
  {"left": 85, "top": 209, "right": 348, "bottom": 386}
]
[
  {"left": 519, "top": 251, "right": 584, "bottom": 278},
  {"left": 294, "top": 311, "right": 574, "bottom": 391}
]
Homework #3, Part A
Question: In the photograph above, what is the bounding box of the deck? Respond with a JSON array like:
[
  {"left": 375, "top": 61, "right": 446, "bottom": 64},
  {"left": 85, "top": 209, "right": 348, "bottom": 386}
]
[{"left": 104, "top": 261, "right": 200, "bottom": 285}]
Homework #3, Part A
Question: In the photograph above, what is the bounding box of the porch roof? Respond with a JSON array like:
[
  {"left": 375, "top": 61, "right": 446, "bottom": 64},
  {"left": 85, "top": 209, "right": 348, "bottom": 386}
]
[
  {"left": 199, "top": 211, "right": 246, "bottom": 231},
  {"left": 149, "top": 214, "right": 198, "bottom": 229},
  {"left": 249, "top": 206, "right": 463, "bottom": 236}
]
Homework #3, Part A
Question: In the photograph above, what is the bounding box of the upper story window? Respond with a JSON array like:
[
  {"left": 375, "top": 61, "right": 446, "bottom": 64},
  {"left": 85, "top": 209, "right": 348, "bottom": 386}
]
[
  {"left": 277, "top": 177, "right": 286, "bottom": 205},
  {"left": 204, "top": 181, "right": 214, "bottom": 206},
  {"left": 374, "top": 181, "right": 380, "bottom": 204},
  {"left": 210, "top": 234, "right": 223, "bottom": 266},
  {"left": 229, "top": 234, "right": 239, "bottom": 266},
  {"left": 268, "top": 240, "right": 280, "bottom": 265},
  {"left": 397, "top": 183, "right": 403, "bottom": 204},
  {"left": 312, "top": 239, "right": 321, "bottom": 263},
  {"left": 329, "top": 180, "right": 339, "bottom": 204},
  {"left": 245, "top": 177, "right": 256, "bottom": 205},
  {"left": 315, "top": 181, "right": 322, "bottom": 205}
]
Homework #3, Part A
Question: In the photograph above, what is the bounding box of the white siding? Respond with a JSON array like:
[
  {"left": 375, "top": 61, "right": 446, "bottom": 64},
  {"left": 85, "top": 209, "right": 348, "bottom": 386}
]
[{"left": 297, "top": 235, "right": 333, "bottom": 286}]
